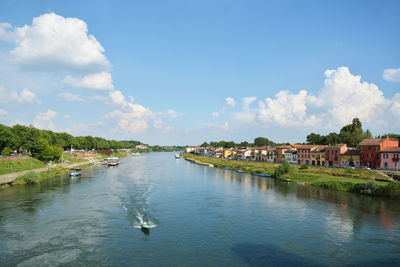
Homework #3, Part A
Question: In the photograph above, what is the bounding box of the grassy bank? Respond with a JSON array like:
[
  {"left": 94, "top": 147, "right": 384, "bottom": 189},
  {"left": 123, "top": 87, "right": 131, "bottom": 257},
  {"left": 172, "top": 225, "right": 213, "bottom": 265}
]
[
  {"left": 182, "top": 154, "right": 400, "bottom": 199},
  {"left": 0, "top": 158, "right": 46, "bottom": 175},
  {"left": 12, "top": 162, "right": 95, "bottom": 186}
]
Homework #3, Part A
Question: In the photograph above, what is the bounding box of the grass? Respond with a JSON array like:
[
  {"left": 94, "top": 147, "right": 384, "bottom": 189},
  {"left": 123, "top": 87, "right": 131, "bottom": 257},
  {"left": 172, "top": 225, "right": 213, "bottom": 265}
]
[
  {"left": 0, "top": 158, "right": 46, "bottom": 175},
  {"left": 12, "top": 163, "right": 95, "bottom": 186},
  {"left": 181, "top": 154, "right": 399, "bottom": 198},
  {"left": 62, "top": 152, "right": 89, "bottom": 163}
]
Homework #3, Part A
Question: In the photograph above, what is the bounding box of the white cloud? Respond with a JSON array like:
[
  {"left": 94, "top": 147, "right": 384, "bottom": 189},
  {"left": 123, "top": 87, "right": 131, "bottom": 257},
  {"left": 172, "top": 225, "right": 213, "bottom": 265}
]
[
  {"left": 233, "top": 97, "right": 257, "bottom": 123},
  {"left": 109, "top": 90, "right": 126, "bottom": 106},
  {"left": 64, "top": 114, "right": 71, "bottom": 119},
  {"left": 1, "top": 13, "right": 110, "bottom": 72},
  {"left": 33, "top": 109, "right": 58, "bottom": 130},
  {"left": 0, "top": 108, "right": 7, "bottom": 116},
  {"left": 165, "top": 109, "right": 179, "bottom": 119},
  {"left": 63, "top": 72, "right": 114, "bottom": 90},
  {"left": 383, "top": 68, "right": 400, "bottom": 82},
  {"left": 390, "top": 93, "right": 400, "bottom": 122},
  {"left": 153, "top": 118, "right": 163, "bottom": 129},
  {"left": 318, "top": 66, "right": 388, "bottom": 126},
  {"left": 0, "top": 87, "right": 41, "bottom": 104},
  {"left": 257, "top": 90, "right": 316, "bottom": 126},
  {"left": 225, "top": 97, "right": 235, "bottom": 107},
  {"left": 58, "top": 92, "right": 83, "bottom": 102},
  {"left": 91, "top": 95, "right": 108, "bottom": 101}
]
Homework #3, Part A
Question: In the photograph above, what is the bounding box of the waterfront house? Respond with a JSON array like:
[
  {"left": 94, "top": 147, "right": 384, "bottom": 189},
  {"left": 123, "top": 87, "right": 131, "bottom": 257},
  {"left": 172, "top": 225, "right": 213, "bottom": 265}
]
[
  {"left": 232, "top": 147, "right": 252, "bottom": 160},
  {"left": 277, "top": 145, "right": 294, "bottom": 162},
  {"left": 311, "top": 146, "right": 327, "bottom": 166},
  {"left": 360, "top": 137, "right": 399, "bottom": 169},
  {"left": 325, "top": 144, "right": 347, "bottom": 167},
  {"left": 292, "top": 145, "right": 316, "bottom": 165},
  {"left": 284, "top": 149, "right": 297, "bottom": 164},
  {"left": 223, "top": 148, "right": 232, "bottom": 159},
  {"left": 379, "top": 147, "right": 400, "bottom": 171},
  {"left": 186, "top": 146, "right": 195, "bottom": 153},
  {"left": 341, "top": 148, "right": 360, "bottom": 167}
]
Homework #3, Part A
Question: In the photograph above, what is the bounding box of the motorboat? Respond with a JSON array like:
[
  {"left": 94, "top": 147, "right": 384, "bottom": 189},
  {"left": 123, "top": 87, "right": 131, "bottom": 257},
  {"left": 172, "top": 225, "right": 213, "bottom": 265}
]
[
  {"left": 105, "top": 157, "right": 120, "bottom": 166},
  {"left": 141, "top": 221, "right": 150, "bottom": 230},
  {"left": 258, "top": 173, "right": 271, "bottom": 177},
  {"left": 175, "top": 154, "right": 181, "bottom": 159},
  {"left": 69, "top": 168, "right": 82, "bottom": 177}
]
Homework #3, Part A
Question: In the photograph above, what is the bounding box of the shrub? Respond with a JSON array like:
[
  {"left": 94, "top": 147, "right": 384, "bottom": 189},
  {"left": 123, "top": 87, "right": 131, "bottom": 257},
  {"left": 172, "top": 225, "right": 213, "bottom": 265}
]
[
  {"left": 380, "top": 181, "right": 400, "bottom": 199},
  {"left": 274, "top": 159, "right": 294, "bottom": 178},
  {"left": 2, "top": 147, "right": 12, "bottom": 156},
  {"left": 23, "top": 171, "right": 40, "bottom": 184},
  {"left": 352, "top": 178, "right": 379, "bottom": 195},
  {"left": 300, "top": 164, "right": 309, "bottom": 170}
]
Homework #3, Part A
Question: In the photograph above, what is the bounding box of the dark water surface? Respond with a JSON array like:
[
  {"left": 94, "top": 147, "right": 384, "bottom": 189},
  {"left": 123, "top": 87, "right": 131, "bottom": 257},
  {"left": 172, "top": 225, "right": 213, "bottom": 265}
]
[{"left": 1, "top": 152, "right": 400, "bottom": 266}]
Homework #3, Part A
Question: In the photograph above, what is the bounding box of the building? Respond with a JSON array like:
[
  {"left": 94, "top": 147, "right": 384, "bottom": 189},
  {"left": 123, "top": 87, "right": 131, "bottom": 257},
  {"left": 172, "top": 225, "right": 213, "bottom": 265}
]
[
  {"left": 325, "top": 144, "right": 347, "bottom": 167},
  {"left": 223, "top": 149, "right": 232, "bottom": 158},
  {"left": 186, "top": 146, "right": 195, "bottom": 153},
  {"left": 311, "top": 146, "right": 327, "bottom": 166},
  {"left": 293, "top": 145, "right": 316, "bottom": 165},
  {"left": 284, "top": 149, "right": 297, "bottom": 164},
  {"left": 380, "top": 147, "right": 400, "bottom": 171},
  {"left": 276, "top": 145, "right": 294, "bottom": 162},
  {"left": 341, "top": 148, "right": 360, "bottom": 167},
  {"left": 360, "top": 137, "right": 399, "bottom": 169}
]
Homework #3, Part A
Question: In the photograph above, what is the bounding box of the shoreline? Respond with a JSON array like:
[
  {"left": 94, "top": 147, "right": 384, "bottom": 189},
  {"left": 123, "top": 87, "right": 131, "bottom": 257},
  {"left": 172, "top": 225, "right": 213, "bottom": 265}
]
[{"left": 181, "top": 153, "right": 400, "bottom": 199}]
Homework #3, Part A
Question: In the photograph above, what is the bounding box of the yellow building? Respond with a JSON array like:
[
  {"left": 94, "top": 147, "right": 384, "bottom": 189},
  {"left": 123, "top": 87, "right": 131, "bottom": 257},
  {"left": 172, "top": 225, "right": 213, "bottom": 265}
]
[
  {"left": 341, "top": 149, "right": 360, "bottom": 167},
  {"left": 310, "top": 146, "right": 327, "bottom": 166},
  {"left": 224, "top": 149, "right": 232, "bottom": 158}
]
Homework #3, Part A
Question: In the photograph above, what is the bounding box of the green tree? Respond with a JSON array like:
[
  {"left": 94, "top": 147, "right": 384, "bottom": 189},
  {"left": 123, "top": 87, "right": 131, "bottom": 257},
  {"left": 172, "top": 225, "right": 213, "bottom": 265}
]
[
  {"left": 339, "top": 118, "right": 366, "bottom": 147},
  {"left": 2, "top": 147, "right": 12, "bottom": 156},
  {"left": 200, "top": 142, "right": 209, "bottom": 147},
  {"left": 306, "top": 133, "right": 322, "bottom": 145},
  {"left": 254, "top": 137, "right": 275, "bottom": 147}
]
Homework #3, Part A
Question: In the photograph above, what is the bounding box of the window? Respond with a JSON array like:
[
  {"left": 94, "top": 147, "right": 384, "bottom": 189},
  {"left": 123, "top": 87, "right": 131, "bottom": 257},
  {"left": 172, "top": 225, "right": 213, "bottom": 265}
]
[
  {"left": 368, "top": 153, "right": 372, "bottom": 158},
  {"left": 368, "top": 146, "right": 371, "bottom": 150},
  {"left": 361, "top": 147, "right": 364, "bottom": 152},
  {"left": 376, "top": 146, "right": 379, "bottom": 151},
  {"left": 384, "top": 162, "right": 388, "bottom": 168},
  {"left": 383, "top": 154, "right": 388, "bottom": 159}
]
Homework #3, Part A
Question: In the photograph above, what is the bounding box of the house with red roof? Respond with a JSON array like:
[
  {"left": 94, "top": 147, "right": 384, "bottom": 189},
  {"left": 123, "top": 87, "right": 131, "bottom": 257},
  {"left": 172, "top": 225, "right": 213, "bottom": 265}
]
[
  {"left": 379, "top": 147, "right": 400, "bottom": 171},
  {"left": 360, "top": 136, "right": 399, "bottom": 169}
]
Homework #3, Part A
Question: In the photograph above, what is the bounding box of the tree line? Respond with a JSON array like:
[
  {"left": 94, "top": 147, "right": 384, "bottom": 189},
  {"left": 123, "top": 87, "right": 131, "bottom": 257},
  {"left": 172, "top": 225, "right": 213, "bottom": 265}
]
[
  {"left": 200, "top": 137, "right": 287, "bottom": 148},
  {"left": 306, "top": 118, "right": 399, "bottom": 147},
  {"left": 0, "top": 124, "right": 144, "bottom": 160}
]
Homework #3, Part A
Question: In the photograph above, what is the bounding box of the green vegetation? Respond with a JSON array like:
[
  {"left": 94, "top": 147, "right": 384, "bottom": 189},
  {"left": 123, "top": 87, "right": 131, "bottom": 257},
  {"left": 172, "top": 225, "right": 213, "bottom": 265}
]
[
  {"left": 0, "top": 157, "right": 46, "bottom": 175},
  {"left": 0, "top": 123, "right": 145, "bottom": 153},
  {"left": 300, "top": 164, "right": 309, "bottom": 170},
  {"left": 181, "top": 154, "right": 400, "bottom": 199},
  {"left": 149, "top": 145, "right": 186, "bottom": 152},
  {"left": 32, "top": 138, "right": 63, "bottom": 162},
  {"left": 200, "top": 137, "right": 287, "bottom": 149},
  {"left": 274, "top": 159, "right": 294, "bottom": 178},
  {"left": 306, "top": 118, "right": 373, "bottom": 146},
  {"left": 23, "top": 171, "right": 40, "bottom": 184},
  {"left": 2, "top": 147, "right": 12, "bottom": 156}
]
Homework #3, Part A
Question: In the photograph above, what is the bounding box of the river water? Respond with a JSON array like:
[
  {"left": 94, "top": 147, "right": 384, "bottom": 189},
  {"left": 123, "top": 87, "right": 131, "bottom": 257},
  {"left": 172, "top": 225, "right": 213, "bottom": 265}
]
[{"left": 0, "top": 152, "right": 399, "bottom": 266}]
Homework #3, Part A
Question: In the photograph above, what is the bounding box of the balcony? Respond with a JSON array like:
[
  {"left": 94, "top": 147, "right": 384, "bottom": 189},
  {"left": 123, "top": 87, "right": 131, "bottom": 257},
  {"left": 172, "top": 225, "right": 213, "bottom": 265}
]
[{"left": 393, "top": 157, "right": 399, "bottom": 162}]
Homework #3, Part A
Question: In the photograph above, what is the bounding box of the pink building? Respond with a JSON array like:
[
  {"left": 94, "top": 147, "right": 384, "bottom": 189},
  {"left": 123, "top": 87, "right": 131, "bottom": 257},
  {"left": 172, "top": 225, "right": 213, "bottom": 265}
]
[{"left": 380, "top": 147, "right": 400, "bottom": 171}]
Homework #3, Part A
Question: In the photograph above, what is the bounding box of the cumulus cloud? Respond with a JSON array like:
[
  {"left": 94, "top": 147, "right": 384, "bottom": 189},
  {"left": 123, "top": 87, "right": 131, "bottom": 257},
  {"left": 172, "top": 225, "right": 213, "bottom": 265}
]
[
  {"left": 34, "top": 109, "right": 58, "bottom": 130},
  {"left": 0, "top": 108, "right": 7, "bottom": 116},
  {"left": 318, "top": 66, "right": 388, "bottom": 126},
  {"left": 58, "top": 92, "right": 83, "bottom": 102},
  {"left": 383, "top": 68, "right": 400, "bottom": 82},
  {"left": 62, "top": 72, "right": 114, "bottom": 90},
  {"left": 0, "top": 87, "right": 41, "bottom": 104},
  {"left": 391, "top": 93, "right": 400, "bottom": 122},
  {"left": 233, "top": 97, "right": 257, "bottom": 123},
  {"left": 226, "top": 97, "right": 235, "bottom": 107},
  {"left": 1, "top": 13, "right": 110, "bottom": 72},
  {"left": 257, "top": 90, "right": 318, "bottom": 126}
]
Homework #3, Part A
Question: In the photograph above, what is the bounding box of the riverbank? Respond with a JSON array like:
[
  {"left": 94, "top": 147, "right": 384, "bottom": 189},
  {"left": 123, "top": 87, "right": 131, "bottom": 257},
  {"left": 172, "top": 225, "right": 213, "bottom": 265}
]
[{"left": 182, "top": 154, "right": 400, "bottom": 199}]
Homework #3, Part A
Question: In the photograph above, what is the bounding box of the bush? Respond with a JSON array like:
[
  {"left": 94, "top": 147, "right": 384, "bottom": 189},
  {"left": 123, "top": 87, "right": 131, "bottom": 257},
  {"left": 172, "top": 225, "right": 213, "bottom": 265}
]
[
  {"left": 23, "top": 171, "right": 40, "bottom": 184},
  {"left": 2, "top": 147, "right": 12, "bottom": 156},
  {"left": 274, "top": 159, "right": 294, "bottom": 178},
  {"left": 352, "top": 178, "right": 379, "bottom": 195},
  {"left": 380, "top": 181, "right": 400, "bottom": 199},
  {"left": 300, "top": 164, "right": 309, "bottom": 170}
]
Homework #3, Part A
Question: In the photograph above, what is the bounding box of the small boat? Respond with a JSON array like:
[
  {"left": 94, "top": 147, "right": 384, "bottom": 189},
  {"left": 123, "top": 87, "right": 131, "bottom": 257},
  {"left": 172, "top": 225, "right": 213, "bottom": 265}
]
[
  {"left": 281, "top": 178, "right": 292, "bottom": 182},
  {"left": 141, "top": 221, "right": 150, "bottom": 230},
  {"left": 236, "top": 170, "right": 245, "bottom": 173},
  {"left": 106, "top": 157, "right": 120, "bottom": 166},
  {"left": 221, "top": 167, "right": 230, "bottom": 170},
  {"left": 258, "top": 173, "right": 271, "bottom": 177},
  {"left": 297, "top": 181, "right": 305, "bottom": 185},
  {"left": 175, "top": 154, "right": 181, "bottom": 159},
  {"left": 69, "top": 168, "right": 82, "bottom": 177}
]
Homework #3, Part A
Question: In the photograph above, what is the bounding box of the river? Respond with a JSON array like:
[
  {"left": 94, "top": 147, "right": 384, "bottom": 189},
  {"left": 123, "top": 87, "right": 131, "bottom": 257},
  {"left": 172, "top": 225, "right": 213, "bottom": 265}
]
[{"left": 1, "top": 152, "right": 399, "bottom": 266}]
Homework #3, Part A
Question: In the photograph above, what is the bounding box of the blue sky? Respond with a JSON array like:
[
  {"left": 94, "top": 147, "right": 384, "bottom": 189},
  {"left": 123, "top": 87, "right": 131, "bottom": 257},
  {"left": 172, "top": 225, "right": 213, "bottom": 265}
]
[{"left": 0, "top": 0, "right": 399, "bottom": 145}]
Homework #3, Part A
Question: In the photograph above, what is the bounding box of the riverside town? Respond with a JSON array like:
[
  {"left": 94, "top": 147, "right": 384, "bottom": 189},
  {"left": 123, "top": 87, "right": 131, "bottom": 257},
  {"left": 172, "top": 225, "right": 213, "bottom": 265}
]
[{"left": 1, "top": 1, "right": 400, "bottom": 266}]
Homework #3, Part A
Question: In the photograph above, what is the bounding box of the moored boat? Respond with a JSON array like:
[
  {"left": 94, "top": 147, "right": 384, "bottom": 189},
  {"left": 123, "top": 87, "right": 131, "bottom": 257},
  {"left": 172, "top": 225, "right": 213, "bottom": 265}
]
[
  {"left": 69, "top": 168, "right": 82, "bottom": 177},
  {"left": 175, "top": 154, "right": 181, "bottom": 159},
  {"left": 105, "top": 157, "right": 120, "bottom": 166}
]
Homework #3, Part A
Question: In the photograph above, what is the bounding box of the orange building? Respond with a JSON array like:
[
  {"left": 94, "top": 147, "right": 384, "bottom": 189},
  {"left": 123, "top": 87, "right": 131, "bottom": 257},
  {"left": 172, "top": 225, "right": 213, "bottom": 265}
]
[{"left": 360, "top": 136, "right": 399, "bottom": 169}]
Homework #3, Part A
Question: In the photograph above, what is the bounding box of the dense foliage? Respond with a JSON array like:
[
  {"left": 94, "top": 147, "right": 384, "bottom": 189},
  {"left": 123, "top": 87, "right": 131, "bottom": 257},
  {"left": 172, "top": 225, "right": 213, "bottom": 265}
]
[
  {"left": 23, "top": 171, "right": 40, "bottom": 184},
  {"left": 0, "top": 123, "right": 144, "bottom": 153},
  {"left": 306, "top": 118, "right": 374, "bottom": 147},
  {"left": 274, "top": 159, "right": 294, "bottom": 178}
]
